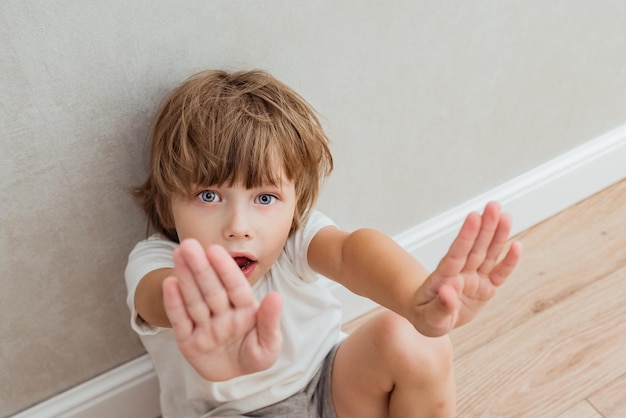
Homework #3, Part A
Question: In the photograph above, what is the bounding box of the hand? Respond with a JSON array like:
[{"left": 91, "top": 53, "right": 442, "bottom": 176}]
[
  {"left": 411, "top": 202, "right": 522, "bottom": 337},
  {"left": 162, "top": 239, "right": 283, "bottom": 381}
]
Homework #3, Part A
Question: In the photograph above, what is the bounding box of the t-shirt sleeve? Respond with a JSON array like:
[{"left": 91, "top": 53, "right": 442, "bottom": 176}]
[
  {"left": 124, "top": 235, "right": 178, "bottom": 335},
  {"left": 284, "top": 210, "right": 336, "bottom": 283}
]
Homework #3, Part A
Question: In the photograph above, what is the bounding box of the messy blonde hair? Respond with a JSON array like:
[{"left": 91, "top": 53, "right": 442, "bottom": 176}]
[{"left": 134, "top": 69, "right": 333, "bottom": 242}]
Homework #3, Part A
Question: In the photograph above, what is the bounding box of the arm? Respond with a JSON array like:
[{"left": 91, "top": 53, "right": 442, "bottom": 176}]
[
  {"left": 134, "top": 268, "right": 173, "bottom": 328},
  {"left": 308, "top": 202, "right": 522, "bottom": 337},
  {"left": 309, "top": 226, "right": 429, "bottom": 319}
]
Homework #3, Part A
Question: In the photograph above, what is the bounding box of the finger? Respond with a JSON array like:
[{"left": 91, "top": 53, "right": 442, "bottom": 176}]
[
  {"left": 162, "top": 276, "right": 194, "bottom": 341},
  {"left": 179, "top": 240, "right": 231, "bottom": 316},
  {"left": 172, "top": 243, "right": 211, "bottom": 326},
  {"left": 206, "top": 245, "right": 256, "bottom": 309},
  {"left": 414, "top": 284, "right": 458, "bottom": 337},
  {"left": 436, "top": 211, "right": 482, "bottom": 277},
  {"left": 478, "top": 211, "right": 513, "bottom": 275},
  {"left": 255, "top": 291, "right": 283, "bottom": 352},
  {"left": 436, "top": 284, "right": 459, "bottom": 316},
  {"left": 465, "top": 202, "right": 501, "bottom": 271},
  {"left": 489, "top": 240, "right": 523, "bottom": 286}
]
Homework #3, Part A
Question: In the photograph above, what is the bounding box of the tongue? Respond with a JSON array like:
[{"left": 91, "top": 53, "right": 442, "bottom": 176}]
[{"left": 234, "top": 257, "right": 250, "bottom": 268}]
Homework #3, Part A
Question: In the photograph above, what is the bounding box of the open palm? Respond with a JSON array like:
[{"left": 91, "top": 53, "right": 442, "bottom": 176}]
[
  {"left": 162, "top": 240, "right": 283, "bottom": 381},
  {"left": 411, "top": 202, "right": 523, "bottom": 337}
]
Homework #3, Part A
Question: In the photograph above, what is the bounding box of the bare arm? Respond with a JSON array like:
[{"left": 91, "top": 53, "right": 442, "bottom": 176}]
[
  {"left": 308, "top": 202, "right": 522, "bottom": 336},
  {"left": 308, "top": 227, "right": 428, "bottom": 319},
  {"left": 134, "top": 268, "right": 173, "bottom": 327}
]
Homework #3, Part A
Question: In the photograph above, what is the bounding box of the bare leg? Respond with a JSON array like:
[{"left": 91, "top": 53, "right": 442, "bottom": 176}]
[{"left": 332, "top": 309, "right": 455, "bottom": 418}]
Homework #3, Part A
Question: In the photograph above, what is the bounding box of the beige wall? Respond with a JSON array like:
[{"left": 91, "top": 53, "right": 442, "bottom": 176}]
[{"left": 2, "top": 1, "right": 626, "bottom": 415}]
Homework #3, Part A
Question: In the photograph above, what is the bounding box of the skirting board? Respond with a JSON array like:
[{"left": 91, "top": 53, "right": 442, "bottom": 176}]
[{"left": 13, "top": 124, "right": 626, "bottom": 418}]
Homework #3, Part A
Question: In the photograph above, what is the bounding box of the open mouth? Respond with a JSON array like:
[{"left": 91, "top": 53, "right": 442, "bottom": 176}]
[{"left": 233, "top": 256, "right": 256, "bottom": 272}]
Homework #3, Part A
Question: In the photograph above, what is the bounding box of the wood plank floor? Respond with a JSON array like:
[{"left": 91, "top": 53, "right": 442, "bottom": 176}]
[{"left": 344, "top": 178, "right": 626, "bottom": 418}]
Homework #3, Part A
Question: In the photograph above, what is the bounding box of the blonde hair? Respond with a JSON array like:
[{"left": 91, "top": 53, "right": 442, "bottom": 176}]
[{"left": 134, "top": 69, "right": 333, "bottom": 242}]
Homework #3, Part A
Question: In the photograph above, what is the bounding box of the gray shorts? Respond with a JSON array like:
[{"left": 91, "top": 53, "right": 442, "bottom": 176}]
[{"left": 235, "top": 344, "right": 340, "bottom": 418}]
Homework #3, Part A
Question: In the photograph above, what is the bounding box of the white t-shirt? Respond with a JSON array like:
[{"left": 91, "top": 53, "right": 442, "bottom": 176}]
[{"left": 125, "top": 210, "right": 344, "bottom": 417}]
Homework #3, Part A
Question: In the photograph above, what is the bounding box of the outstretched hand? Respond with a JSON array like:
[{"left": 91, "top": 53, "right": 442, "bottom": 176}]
[
  {"left": 162, "top": 240, "right": 283, "bottom": 381},
  {"left": 411, "top": 202, "right": 522, "bottom": 337}
]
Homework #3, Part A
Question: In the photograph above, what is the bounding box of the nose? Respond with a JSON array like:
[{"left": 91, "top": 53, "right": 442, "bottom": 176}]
[{"left": 223, "top": 205, "right": 252, "bottom": 239}]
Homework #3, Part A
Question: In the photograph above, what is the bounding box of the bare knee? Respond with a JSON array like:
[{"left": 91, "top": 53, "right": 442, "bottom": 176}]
[
  {"left": 370, "top": 310, "right": 454, "bottom": 383},
  {"left": 333, "top": 310, "right": 456, "bottom": 417}
]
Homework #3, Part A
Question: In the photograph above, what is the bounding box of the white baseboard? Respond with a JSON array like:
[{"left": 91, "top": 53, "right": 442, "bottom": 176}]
[
  {"left": 12, "top": 356, "right": 161, "bottom": 418},
  {"left": 13, "top": 125, "right": 626, "bottom": 418}
]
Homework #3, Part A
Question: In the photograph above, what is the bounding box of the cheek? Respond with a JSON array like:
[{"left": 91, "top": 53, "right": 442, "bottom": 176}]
[
  {"left": 171, "top": 207, "right": 204, "bottom": 241},
  {"left": 170, "top": 209, "right": 187, "bottom": 237},
  {"left": 262, "top": 210, "right": 294, "bottom": 250},
  {"left": 279, "top": 206, "right": 297, "bottom": 234}
]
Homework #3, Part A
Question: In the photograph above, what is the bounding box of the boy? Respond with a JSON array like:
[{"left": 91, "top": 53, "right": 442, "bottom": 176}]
[{"left": 125, "top": 69, "right": 522, "bottom": 417}]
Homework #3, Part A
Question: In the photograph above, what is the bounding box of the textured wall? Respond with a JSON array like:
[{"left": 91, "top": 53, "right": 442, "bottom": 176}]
[{"left": 2, "top": 1, "right": 626, "bottom": 416}]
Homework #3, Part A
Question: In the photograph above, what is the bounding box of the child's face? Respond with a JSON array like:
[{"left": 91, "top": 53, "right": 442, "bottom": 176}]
[{"left": 170, "top": 177, "right": 297, "bottom": 286}]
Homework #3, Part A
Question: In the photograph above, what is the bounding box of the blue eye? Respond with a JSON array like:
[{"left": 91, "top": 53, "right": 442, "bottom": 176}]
[
  {"left": 198, "top": 190, "right": 220, "bottom": 203},
  {"left": 255, "top": 194, "right": 277, "bottom": 205}
]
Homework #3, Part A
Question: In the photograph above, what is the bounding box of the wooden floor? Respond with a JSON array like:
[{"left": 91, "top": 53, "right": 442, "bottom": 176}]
[{"left": 345, "top": 178, "right": 626, "bottom": 417}]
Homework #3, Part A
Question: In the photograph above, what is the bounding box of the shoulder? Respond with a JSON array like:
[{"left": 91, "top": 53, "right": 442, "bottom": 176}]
[
  {"left": 129, "top": 235, "right": 178, "bottom": 262},
  {"left": 303, "top": 210, "right": 335, "bottom": 231},
  {"left": 285, "top": 210, "right": 335, "bottom": 254},
  {"left": 125, "top": 235, "right": 178, "bottom": 287},
  {"left": 278, "top": 210, "right": 336, "bottom": 281}
]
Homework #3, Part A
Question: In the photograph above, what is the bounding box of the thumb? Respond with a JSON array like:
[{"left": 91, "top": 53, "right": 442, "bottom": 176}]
[
  {"left": 414, "top": 285, "right": 458, "bottom": 337},
  {"left": 436, "top": 284, "right": 459, "bottom": 315},
  {"left": 256, "top": 291, "right": 283, "bottom": 352}
]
